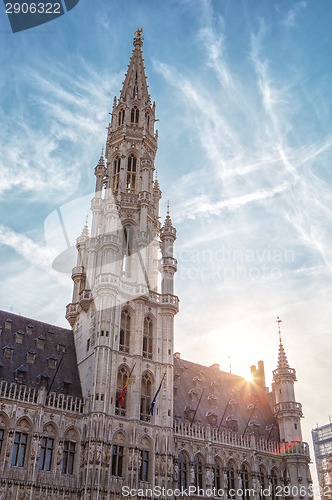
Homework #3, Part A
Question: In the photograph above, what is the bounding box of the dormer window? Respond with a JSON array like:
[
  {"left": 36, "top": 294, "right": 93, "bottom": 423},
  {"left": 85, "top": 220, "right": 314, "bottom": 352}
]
[
  {"left": 206, "top": 411, "right": 218, "bottom": 426},
  {"left": 26, "top": 350, "right": 36, "bottom": 364},
  {"left": 130, "top": 106, "right": 139, "bottom": 124},
  {"left": 14, "top": 365, "right": 27, "bottom": 383},
  {"left": 48, "top": 356, "right": 57, "bottom": 369},
  {"left": 63, "top": 380, "right": 72, "bottom": 394},
  {"left": 47, "top": 330, "right": 54, "bottom": 341},
  {"left": 226, "top": 415, "right": 238, "bottom": 432},
  {"left": 26, "top": 324, "right": 33, "bottom": 335},
  {"left": 5, "top": 319, "right": 12, "bottom": 331},
  {"left": 3, "top": 344, "right": 14, "bottom": 360},
  {"left": 57, "top": 343, "right": 66, "bottom": 354},
  {"left": 208, "top": 395, "right": 218, "bottom": 408},
  {"left": 36, "top": 336, "right": 46, "bottom": 349},
  {"left": 38, "top": 372, "right": 50, "bottom": 389},
  {"left": 188, "top": 389, "right": 199, "bottom": 402},
  {"left": 15, "top": 330, "right": 25, "bottom": 344}
]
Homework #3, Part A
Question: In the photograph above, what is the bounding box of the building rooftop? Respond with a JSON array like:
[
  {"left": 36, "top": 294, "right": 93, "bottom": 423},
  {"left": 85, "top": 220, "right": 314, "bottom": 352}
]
[{"left": 0, "top": 310, "right": 82, "bottom": 399}]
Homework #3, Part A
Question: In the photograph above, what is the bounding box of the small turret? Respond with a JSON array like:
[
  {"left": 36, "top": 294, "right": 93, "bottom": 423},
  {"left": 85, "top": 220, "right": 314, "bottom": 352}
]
[
  {"left": 159, "top": 202, "right": 178, "bottom": 296},
  {"left": 272, "top": 317, "right": 303, "bottom": 442}
]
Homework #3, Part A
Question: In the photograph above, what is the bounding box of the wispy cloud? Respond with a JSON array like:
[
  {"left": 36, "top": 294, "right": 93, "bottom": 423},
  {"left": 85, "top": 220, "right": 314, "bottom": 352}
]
[{"left": 0, "top": 61, "right": 118, "bottom": 200}]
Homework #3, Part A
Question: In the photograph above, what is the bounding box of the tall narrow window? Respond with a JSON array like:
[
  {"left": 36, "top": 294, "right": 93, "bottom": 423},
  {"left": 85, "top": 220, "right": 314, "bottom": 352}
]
[
  {"left": 271, "top": 469, "right": 278, "bottom": 500},
  {"left": 113, "top": 156, "right": 121, "bottom": 192},
  {"left": 118, "top": 108, "right": 125, "bottom": 126},
  {"left": 115, "top": 365, "right": 129, "bottom": 416},
  {"left": 126, "top": 154, "right": 137, "bottom": 192},
  {"left": 39, "top": 437, "right": 54, "bottom": 471},
  {"left": 178, "top": 452, "right": 189, "bottom": 490},
  {"left": 140, "top": 373, "right": 152, "bottom": 421},
  {"left": 0, "top": 429, "right": 5, "bottom": 457},
  {"left": 62, "top": 440, "right": 76, "bottom": 474},
  {"left": 139, "top": 450, "right": 149, "bottom": 482},
  {"left": 120, "top": 310, "right": 130, "bottom": 353},
  {"left": 11, "top": 432, "right": 28, "bottom": 467},
  {"left": 227, "top": 462, "right": 236, "bottom": 499},
  {"left": 241, "top": 463, "right": 250, "bottom": 500},
  {"left": 259, "top": 466, "right": 267, "bottom": 500},
  {"left": 143, "top": 316, "right": 153, "bottom": 359},
  {"left": 0, "top": 429, "right": 4, "bottom": 456},
  {"left": 122, "top": 225, "right": 134, "bottom": 276},
  {"left": 194, "top": 455, "right": 203, "bottom": 491},
  {"left": 131, "top": 106, "right": 139, "bottom": 124},
  {"left": 111, "top": 444, "right": 124, "bottom": 476},
  {"left": 213, "top": 458, "right": 222, "bottom": 493}
]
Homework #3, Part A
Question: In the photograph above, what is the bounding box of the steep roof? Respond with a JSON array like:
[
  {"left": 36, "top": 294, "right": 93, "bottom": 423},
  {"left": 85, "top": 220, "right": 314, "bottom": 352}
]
[
  {"left": 0, "top": 310, "right": 82, "bottom": 398},
  {"left": 173, "top": 356, "right": 279, "bottom": 440}
]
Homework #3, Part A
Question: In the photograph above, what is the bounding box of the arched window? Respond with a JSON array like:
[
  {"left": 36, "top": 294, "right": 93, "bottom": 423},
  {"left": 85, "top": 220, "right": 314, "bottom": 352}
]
[
  {"left": 11, "top": 418, "right": 31, "bottom": 467},
  {"left": 194, "top": 455, "right": 204, "bottom": 491},
  {"left": 62, "top": 435, "right": 77, "bottom": 475},
  {"left": 213, "top": 458, "right": 222, "bottom": 494},
  {"left": 126, "top": 154, "right": 137, "bottom": 192},
  {"left": 0, "top": 428, "right": 4, "bottom": 458},
  {"left": 111, "top": 432, "right": 125, "bottom": 477},
  {"left": 259, "top": 466, "right": 267, "bottom": 500},
  {"left": 115, "top": 365, "right": 129, "bottom": 416},
  {"left": 240, "top": 463, "right": 250, "bottom": 500},
  {"left": 113, "top": 156, "right": 121, "bottom": 192},
  {"left": 145, "top": 112, "right": 150, "bottom": 131},
  {"left": 140, "top": 373, "right": 152, "bottom": 421},
  {"left": 122, "top": 225, "right": 134, "bottom": 276},
  {"left": 139, "top": 437, "right": 151, "bottom": 482},
  {"left": 177, "top": 452, "right": 189, "bottom": 490},
  {"left": 39, "top": 423, "right": 57, "bottom": 471},
  {"left": 120, "top": 310, "right": 130, "bottom": 353},
  {"left": 270, "top": 469, "right": 279, "bottom": 500},
  {"left": 131, "top": 106, "right": 139, "bottom": 124},
  {"left": 227, "top": 461, "right": 236, "bottom": 499},
  {"left": 118, "top": 108, "right": 125, "bottom": 126},
  {"left": 143, "top": 316, "right": 153, "bottom": 359}
]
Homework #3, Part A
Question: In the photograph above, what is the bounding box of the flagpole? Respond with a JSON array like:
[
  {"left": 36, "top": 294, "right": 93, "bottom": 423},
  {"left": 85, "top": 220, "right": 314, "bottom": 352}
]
[
  {"left": 217, "top": 398, "right": 231, "bottom": 433},
  {"left": 242, "top": 402, "right": 257, "bottom": 437},
  {"left": 190, "top": 387, "right": 205, "bottom": 426},
  {"left": 150, "top": 372, "right": 166, "bottom": 416}
]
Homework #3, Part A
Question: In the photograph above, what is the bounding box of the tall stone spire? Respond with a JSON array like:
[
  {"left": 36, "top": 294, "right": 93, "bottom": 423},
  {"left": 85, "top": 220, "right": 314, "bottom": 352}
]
[{"left": 119, "top": 28, "right": 151, "bottom": 106}]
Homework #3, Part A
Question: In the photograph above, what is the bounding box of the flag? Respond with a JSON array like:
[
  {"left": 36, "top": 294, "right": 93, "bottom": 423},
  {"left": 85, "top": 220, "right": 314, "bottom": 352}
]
[
  {"left": 117, "top": 364, "right": 135, "bottom": 407},
  {"left": 149, "top": 373, "right": 166, "bottom": 415}
]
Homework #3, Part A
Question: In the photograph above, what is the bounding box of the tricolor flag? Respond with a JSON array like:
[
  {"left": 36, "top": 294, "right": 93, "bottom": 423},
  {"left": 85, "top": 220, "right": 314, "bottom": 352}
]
[
  {"left": 149, "top": 373, "right": 166, "bottom": 415},
  {"left": 117, "top": 364, "right": 135, "bottom": 407}
]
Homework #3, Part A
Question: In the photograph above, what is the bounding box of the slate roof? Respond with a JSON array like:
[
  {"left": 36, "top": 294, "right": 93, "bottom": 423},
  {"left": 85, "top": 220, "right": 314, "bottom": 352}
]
[
  {"left": 0, "top": 310, "right": 82, "bottom": 398},
  {"left": 173, "top": 355, "right": 279, "bottom": 440}
]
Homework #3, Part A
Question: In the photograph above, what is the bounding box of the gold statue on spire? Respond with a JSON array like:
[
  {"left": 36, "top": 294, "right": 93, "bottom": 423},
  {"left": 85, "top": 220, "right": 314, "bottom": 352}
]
[{"left": 135, "top": 28, "right": 143, "bottom": 39}]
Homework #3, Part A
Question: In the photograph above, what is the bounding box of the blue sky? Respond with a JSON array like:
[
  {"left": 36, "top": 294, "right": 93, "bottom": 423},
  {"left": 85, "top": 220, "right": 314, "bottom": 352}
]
[{"left": 1, "top": 0, "right": 332, "bottom": 478}]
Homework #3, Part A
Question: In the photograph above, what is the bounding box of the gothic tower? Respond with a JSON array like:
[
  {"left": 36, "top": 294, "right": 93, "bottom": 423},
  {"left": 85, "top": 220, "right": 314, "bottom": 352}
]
[
  {"left": 272, "top": 323, "right": 303, "bottom": 443},
  {"left": 65, "top": 28, "right": 179, "bottom": 495}
]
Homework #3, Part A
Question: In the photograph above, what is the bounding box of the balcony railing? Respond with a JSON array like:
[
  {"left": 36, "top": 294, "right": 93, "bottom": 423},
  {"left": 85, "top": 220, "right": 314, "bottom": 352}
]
[{"left": 173, "top": 419, "right": 310, "bottom": 457}]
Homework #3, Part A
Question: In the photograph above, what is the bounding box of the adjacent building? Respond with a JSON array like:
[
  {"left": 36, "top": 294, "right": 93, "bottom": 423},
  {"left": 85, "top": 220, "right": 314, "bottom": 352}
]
[
  {"left": 312, "top": 422, "right": 332, "bottom": 499},
  {"left": 0, "top": 30, "right": 312, "bottom": 499}
]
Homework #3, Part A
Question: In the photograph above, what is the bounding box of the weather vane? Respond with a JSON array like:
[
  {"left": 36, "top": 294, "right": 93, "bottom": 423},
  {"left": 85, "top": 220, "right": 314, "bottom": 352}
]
[
  {"left": 135, "top": 28, "right": 143, "bottom": 39},
  {"left": 276, "top": 316, "right": 282, "bottom": 341}
]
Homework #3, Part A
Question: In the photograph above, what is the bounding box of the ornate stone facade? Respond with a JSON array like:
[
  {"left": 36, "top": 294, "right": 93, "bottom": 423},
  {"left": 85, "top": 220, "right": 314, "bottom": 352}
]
[{"left": 0, "top": 30, "right": 312, "bottom": 499}]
